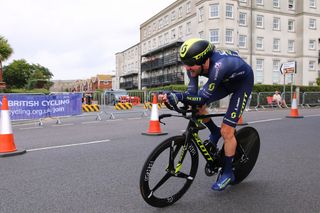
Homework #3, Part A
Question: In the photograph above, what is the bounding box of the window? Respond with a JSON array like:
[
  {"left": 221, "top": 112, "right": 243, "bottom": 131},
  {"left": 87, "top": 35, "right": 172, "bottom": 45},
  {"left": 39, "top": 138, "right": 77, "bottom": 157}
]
[
  {"left": 198, "top": 31, "right": 204, "bottom": 38},
  {"left": 171, "top": 29, "right": 176, "bottom": 39},
  {"left": 210, "top": 4, "right": 219, "bottom": 18},
  {"left": 309, "top": 19, "right": 316, "bottom": 29},
  {"left": 164, "top": 15, "right": 169, "bottom": 26},
  {"left": 239, "top": 35, "right": 247, "bottom": 48},
  {"left": 256, "top": 37, "right": 264, "bottom": 49},
  {"left": 226, "top": 4, "right": 234, "bottom": 18},
  {"left": 186, "top": 2, "right": 191, "bottom": 13},
  {"left": 256, "top": 15, "right": 264, "bottom": 28},
  {"left": 158, "top": 35, "right": 163, "bottom": 46},
  {"left": 255, "top": 59, "right": 264, "bottom": 83},
  {"left": 309, "top": 61, "right": 316, "bottom": 70},
  {"left": 273, "top": 60, "right": 280, "bottom": 84},
  {"left": 273, "top": 38, "right": 280, "bottom": 51},
  {"left": 239, "top": 0, "right": 247, "bottom": 2},
  {"left": 309, "top": 0, "right": 316, "bottom": 8},
  {"left": 309, "top": 40, "right": 316, "bottom": 50},
  {"left": 178, "top": 7, "right": 183, "bottom": 18},
  {"left": 198, "top": 7, "right": 204, "bottom": 22},
  {"left": 288, "top": 0, "right": 295, "bottom": 10},
  {"left": 164, "top": 33, "right": 169, "bottom": 44},
  {"left": 288, "top": 40, "right": 295, "bottom": 52},
  {"left": 210, "top": 29, "right": 219, "bottom": 43},
  {"left": 239, "top": 12, "right": 247, "bottom": 26},
  {"left": 186, "top": 22, "right": 191, "bottom": 34},
  {"left": 171, "top": 11, "right": 176, "bottom": 21},
  {"left": 158, "top": 19, "right": 163, "bottom": 29},
  {"left": 273, "top": 17, "right": 280, "bottom": 30},
  {"left": 288, "top": 19, "right": 295, "bottom": 32},
  {"left": 256, "top": 0, "right": 263, "bottom": 5},
  {"left": 178, "top": 25, "right": 183, "bottom": 38},
  {"left": 273, "top": 0, "right": 280, "bottom": 8},
  {"left": 226, "top": 29, "right": 233, "bottom": 44}
]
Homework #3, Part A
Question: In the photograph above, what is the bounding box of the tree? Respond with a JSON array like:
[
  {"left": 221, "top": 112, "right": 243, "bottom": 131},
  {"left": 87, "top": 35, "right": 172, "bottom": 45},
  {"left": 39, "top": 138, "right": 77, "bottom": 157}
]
[
  {"left": 3, "top": 60, "right": 54, "bottom": 89},
  {"left": 3, "top": 59, "right": 32, "bottom": 88},
  {"left": 317, "top": 77, "right": 320, "bottom": 86},
  {"left": 0, "top": 35, "right": 13, "bottom": 83},
  {"left": 29, "top": 63, "right": 53, "bottom": 80}
]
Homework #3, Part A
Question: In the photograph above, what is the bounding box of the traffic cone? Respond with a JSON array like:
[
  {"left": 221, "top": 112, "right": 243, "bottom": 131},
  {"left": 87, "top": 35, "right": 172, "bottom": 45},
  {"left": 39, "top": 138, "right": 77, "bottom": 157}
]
[
  {"left": 142, "top": 94, "right": 168, "bottom": 136},
  {"left": 0, "top": 96, "right": 26, "bottom": 157},
  {"left": 237, "top": 115, "right": 248, "bottom": 126},
  {"left": 286, "top": 92, "right": 303, "bottom": 118}
]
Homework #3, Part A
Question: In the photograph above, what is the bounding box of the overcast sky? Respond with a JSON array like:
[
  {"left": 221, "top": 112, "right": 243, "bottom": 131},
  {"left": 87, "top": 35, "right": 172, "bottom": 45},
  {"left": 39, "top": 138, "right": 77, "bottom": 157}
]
[{"left": 1, "top": 0, "right": 176, "bottom": 80}]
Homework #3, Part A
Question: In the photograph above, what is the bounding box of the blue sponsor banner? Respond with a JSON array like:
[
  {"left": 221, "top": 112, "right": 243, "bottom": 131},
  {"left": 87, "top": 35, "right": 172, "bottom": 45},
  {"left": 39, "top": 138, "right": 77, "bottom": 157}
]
[{"left": 0, "top": 93, "right": 82, "bottom": 120}]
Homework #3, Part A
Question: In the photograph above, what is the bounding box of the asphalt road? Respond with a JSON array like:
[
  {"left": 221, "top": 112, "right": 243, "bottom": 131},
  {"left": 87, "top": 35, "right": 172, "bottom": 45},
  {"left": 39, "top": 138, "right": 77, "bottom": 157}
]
[{"left": 1, "top": 108, "right": 320, "bottom": 213}]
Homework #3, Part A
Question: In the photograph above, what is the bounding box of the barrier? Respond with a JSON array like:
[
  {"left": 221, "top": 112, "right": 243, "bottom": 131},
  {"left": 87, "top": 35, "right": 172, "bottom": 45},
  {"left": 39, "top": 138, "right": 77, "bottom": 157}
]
[
  {"left": 114, "top": 102, "right": 133, "bottom": 110},
  {"left": 0, "top": 93, "right": 82, "bottom": 121},
  {"left": 82, "top": 104, "right": 100, "bottom": 112},
  {"left": 144, "top": 102, "right": 162, "bottom": 110}
]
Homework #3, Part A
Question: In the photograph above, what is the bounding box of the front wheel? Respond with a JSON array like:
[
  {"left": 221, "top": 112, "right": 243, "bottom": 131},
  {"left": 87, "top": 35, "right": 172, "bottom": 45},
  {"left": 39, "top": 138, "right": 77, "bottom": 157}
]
[
  {"left": 233, "top": 126, "right": 260, "bottom": 184},
  {"left": 140, "top": 135, "right": 199, "bottom": 208}
]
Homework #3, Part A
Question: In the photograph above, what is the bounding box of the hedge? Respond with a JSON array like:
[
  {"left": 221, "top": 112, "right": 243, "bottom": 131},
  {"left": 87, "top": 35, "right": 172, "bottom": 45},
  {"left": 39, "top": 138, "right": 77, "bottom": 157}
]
[{"left": 141, "top": 84, "right": 320, "bottom": 93}]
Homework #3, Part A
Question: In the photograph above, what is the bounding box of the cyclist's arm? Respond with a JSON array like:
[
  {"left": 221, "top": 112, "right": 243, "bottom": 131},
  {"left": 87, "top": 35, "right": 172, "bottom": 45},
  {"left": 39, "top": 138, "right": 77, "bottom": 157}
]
[
  {"left": 183, "top": 61, "right": 224, "bottom": 105},
  {"left": 186, "top": 71, "right": 198, "bottom": 95}
]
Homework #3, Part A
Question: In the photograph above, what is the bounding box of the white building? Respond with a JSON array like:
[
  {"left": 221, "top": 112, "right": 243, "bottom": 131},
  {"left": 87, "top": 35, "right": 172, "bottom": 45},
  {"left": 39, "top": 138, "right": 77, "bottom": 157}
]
[{"left": 115, "top": 0, "right": 320, "bottom": 89}]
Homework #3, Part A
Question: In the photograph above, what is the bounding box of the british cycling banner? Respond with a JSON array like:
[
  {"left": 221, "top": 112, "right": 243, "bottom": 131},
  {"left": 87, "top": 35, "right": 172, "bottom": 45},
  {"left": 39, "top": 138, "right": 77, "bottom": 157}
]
[{"left": 0, "top": 93, "right": 82, "bottom": 120}]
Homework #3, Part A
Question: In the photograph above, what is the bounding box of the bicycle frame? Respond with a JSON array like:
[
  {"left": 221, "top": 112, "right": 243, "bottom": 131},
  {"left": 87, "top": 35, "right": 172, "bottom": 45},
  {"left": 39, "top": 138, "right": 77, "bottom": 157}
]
[{"left": 174, "top": 116, "right": 222, "bottom": 174}]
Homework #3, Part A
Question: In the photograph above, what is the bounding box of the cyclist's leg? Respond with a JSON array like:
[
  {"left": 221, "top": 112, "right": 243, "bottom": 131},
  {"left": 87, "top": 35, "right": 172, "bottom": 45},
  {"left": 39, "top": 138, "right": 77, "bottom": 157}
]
[
  {"left": 202, "top": 87, "right": 229, "bottom": 146},
  {"left": 212, "top": 72, "right": 253, "bottom": 191}
]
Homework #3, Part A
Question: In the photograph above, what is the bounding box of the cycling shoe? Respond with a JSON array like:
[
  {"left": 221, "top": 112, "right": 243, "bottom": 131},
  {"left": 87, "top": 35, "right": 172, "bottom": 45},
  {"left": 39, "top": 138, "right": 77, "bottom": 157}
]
[{"left": 211, "top": 172, "right": 235, "bottom": 191}]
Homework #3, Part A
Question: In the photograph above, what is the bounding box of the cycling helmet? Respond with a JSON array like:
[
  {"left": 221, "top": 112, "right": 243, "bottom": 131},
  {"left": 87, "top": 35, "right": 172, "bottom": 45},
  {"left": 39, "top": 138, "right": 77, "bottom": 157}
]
[{"left": 179, "top": 38, "right": 214, "bottom": 66}]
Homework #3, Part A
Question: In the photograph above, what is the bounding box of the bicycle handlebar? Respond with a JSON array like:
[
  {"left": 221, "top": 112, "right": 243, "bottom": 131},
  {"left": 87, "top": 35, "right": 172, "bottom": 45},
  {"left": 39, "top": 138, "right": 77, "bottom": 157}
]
[{"left": 162, "top": 101, "right": 226, "bottom": 120}]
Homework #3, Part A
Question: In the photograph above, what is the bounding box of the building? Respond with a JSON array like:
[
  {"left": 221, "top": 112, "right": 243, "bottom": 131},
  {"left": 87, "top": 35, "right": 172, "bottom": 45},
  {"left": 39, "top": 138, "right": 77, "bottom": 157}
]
[
  {"left": 50, "top": 74, "right": 113, "bottom": 92},
  {"left": 115, "top": 0, "right": 320, "bottom": 89}
]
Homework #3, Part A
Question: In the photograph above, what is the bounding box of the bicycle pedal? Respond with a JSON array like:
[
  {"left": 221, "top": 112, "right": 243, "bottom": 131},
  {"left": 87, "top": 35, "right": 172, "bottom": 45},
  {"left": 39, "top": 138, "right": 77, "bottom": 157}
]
[{"left": 204, "top": 163, "right": 219, "bottom": 176}]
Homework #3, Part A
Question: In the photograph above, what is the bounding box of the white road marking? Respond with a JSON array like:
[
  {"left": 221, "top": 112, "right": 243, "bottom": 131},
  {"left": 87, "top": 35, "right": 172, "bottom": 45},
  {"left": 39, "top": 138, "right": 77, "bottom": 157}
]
[
  {"left": 52, "top": 123, "right": 74, "bottom": 127},
  {"left": 128, "top": 117, "right": 142, "bottom": 120},
  {"left": 248, "top": 118, "right": 282, "bottom": 124},
  {"left": 303, "top": 114, "right": 320, "bottom": 118},
  {"left": 81, "top": 121, "right": 100, "bottom": 124},
  {"left": 27, "top": 139, "right": 111, "bottom": 152},
  {"left": 20, "top": 126, "right": 44, "bottom": 130}
]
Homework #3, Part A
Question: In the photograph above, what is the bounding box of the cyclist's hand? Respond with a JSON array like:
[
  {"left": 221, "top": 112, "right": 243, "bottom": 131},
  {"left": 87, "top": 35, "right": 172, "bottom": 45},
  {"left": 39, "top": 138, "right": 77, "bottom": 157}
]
[{"left": 167, "top": 92, "right": 183, "bottom": 106}]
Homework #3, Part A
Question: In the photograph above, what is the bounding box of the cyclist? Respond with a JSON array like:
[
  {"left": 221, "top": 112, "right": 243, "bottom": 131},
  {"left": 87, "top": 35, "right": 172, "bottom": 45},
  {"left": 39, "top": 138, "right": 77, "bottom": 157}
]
[{"left": 166, "top": 38, "right": 254, "bottom": 191}]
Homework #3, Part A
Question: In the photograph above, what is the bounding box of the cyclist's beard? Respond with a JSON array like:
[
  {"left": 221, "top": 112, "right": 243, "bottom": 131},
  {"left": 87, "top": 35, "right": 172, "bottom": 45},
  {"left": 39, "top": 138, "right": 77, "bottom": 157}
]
[{"left": 200, "top": 65, "right": 204, "bottom": 75}]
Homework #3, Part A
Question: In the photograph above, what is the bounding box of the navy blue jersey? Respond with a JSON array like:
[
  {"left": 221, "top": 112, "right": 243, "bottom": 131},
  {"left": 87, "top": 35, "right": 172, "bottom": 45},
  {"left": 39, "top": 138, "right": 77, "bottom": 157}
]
[{"left": 182, "top": 49, "right": 254, "bottom": 127}]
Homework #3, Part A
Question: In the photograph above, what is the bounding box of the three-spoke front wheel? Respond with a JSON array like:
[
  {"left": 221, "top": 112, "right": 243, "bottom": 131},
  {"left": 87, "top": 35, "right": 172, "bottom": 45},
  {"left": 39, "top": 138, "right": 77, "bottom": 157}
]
[{"left": 140, "top": 135, "right": 199, "bottom": 208}]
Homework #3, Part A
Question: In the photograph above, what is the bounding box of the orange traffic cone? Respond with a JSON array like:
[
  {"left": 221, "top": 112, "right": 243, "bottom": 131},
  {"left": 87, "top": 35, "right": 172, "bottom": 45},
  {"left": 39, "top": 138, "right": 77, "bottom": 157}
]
[
  {"left": 0, "top": 96, "right": 26, "bottom": 157},
  {"left": 286, "top": 92, "right": 303, "bottom": 118},
  {"left": 237, "top": 115, "right": 248, "bottom": 126},
  {"left": 142, "top": 94, "right": 168, "bottom": 136}
]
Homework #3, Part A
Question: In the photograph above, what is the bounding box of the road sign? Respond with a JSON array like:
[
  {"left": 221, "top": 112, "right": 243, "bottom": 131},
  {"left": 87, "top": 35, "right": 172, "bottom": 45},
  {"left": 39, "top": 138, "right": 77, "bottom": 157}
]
[{"left": 280, "top": 61, "right": 296, "bottom": 75}]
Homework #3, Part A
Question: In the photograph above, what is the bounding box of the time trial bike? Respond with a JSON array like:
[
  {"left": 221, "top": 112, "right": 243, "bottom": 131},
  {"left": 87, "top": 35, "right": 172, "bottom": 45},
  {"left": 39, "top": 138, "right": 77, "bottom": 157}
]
[{"left": 140, "top": 103, "right": 260, "bottom": 207}]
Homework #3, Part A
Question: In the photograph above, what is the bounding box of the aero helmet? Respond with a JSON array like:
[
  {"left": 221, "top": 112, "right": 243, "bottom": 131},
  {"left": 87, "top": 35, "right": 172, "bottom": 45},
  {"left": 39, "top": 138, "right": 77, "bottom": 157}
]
[{"left": 179, "top": 38, "right": 214, "bottom": 66}]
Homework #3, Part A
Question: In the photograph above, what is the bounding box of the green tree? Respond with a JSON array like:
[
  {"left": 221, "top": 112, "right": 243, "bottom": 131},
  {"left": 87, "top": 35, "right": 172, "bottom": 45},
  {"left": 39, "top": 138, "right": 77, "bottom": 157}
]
[
  {"left": 29, "top": 63, "right": 53, "bottom": 80},
  {"left": 0, "top": 35, "right": 13, "bottom": 82},
  {"left": 3, "top": 59, "right": 32, "bottom": 88},
  {"left": 317, "top": 77, "right": 320, "bottom": 86}
]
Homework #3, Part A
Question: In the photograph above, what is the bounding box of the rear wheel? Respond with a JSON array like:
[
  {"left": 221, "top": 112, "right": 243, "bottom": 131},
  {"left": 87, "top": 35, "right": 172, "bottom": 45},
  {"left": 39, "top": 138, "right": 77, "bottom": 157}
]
[
  {"left": 232, "top": 126, "right": 260, "bottom": 184},
  {"left": 140, "top": 135, "right": 199, "bottom": 207}
]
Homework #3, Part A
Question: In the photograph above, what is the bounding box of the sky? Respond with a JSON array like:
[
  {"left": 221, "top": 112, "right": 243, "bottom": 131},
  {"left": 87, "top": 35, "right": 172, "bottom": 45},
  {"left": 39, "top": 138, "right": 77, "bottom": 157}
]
[{"left": 0, "top": 0, "right": 176, "bottom": 80}]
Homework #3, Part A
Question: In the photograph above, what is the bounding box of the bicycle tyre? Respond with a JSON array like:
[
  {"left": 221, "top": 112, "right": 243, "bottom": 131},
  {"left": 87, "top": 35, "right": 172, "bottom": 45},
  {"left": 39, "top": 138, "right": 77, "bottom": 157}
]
[
  {"left": 140, "top": 135, "right": 199, "bottom": 208},
  {"left": 233, "top": 126, "right": 260, "bottom": 184}
]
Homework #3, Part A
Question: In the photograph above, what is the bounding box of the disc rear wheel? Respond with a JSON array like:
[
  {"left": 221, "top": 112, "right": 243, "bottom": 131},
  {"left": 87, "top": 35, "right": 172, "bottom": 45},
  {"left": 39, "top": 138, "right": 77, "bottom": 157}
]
[{"left": 232, "top": 126, "right": 260, "bottom": 184}]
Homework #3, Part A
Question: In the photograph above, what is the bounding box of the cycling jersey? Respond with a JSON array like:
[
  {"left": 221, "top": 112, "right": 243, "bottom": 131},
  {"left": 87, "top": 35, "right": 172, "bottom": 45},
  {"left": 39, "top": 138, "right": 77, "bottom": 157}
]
[{"left": 183, "top": 49, "right": 254, "bottom": 127}]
